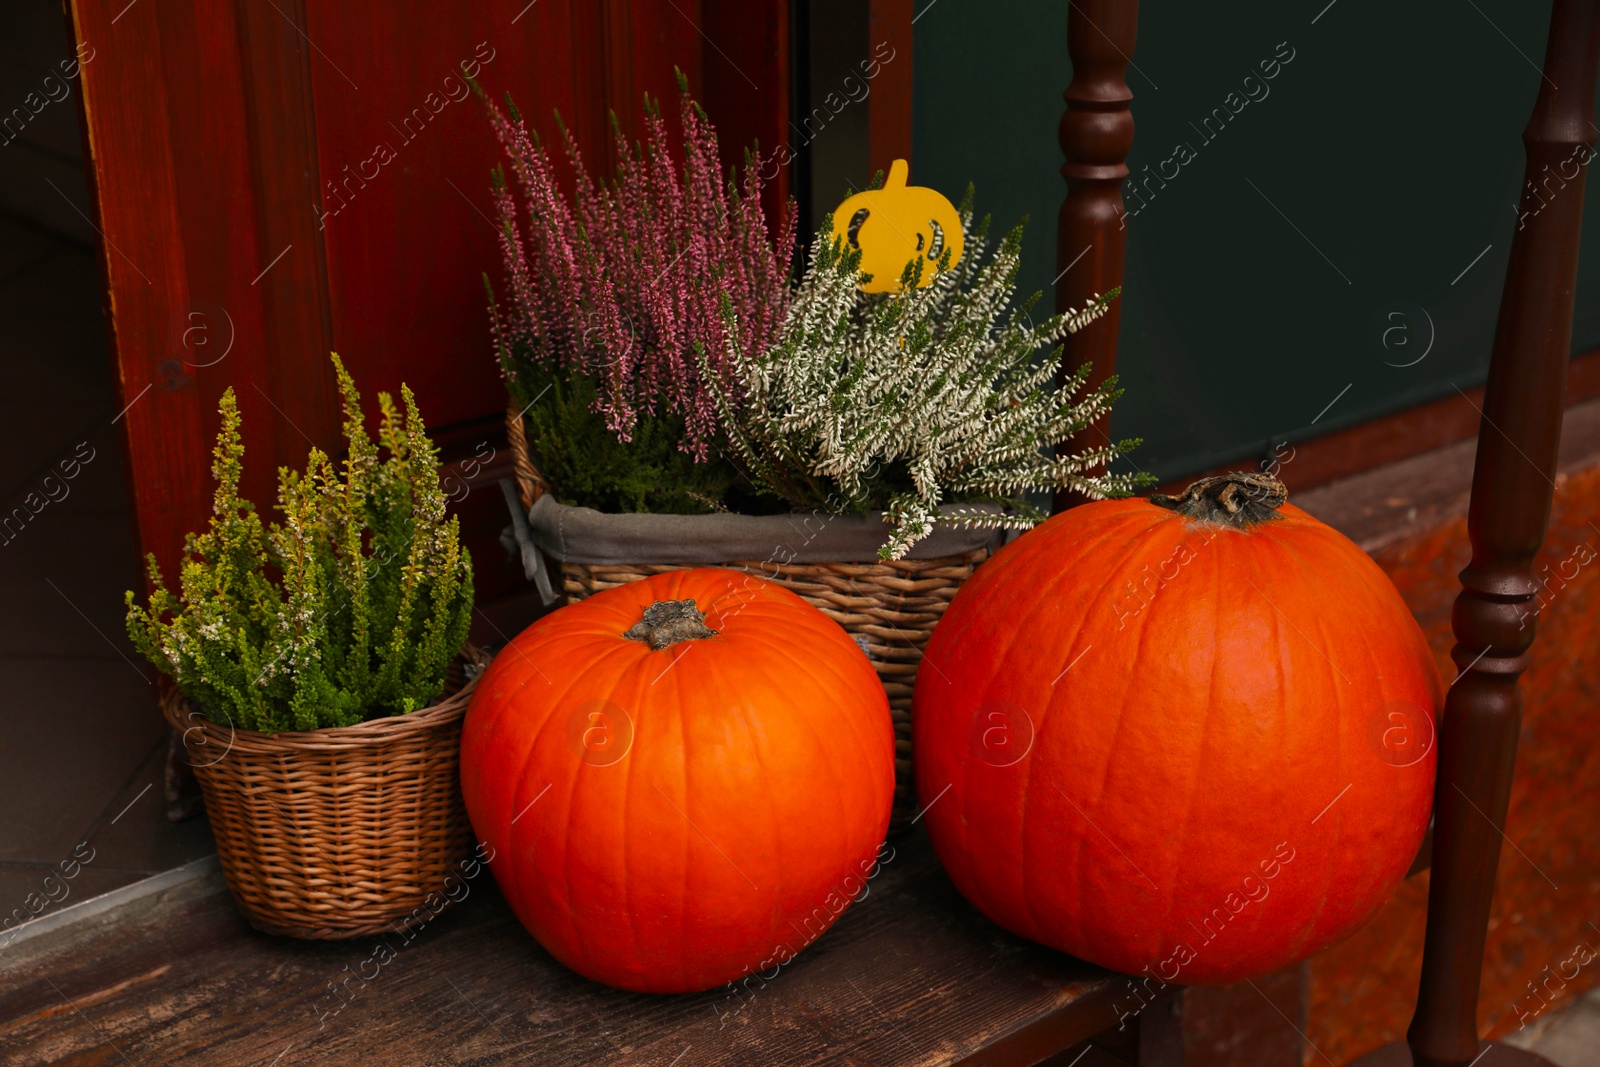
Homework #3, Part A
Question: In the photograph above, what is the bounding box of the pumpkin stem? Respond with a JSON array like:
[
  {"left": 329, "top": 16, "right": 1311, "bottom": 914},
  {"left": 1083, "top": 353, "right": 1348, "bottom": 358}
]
[
  {"left": 623, "top": 599, "right": 719, "bottom": 650},
  {"left": 1148, "top": 472, "right": 1287, "bottom": 528}
]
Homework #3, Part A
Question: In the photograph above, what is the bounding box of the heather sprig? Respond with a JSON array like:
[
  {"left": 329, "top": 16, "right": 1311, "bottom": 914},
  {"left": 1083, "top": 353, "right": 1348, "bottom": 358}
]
[
  {"left": 125, "top": 355, "right": 474, "bottom": 732},
  {"left": 484, "top": 72, "right": 795, "bottom": 462},
  {"left": 706, "top": 196, "right": 1152, "bottom": 559}
]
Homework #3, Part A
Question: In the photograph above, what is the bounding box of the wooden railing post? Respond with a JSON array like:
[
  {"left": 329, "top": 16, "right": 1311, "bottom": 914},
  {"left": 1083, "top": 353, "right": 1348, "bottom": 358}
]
[
  {"left": 1404, "top": 2, "right": 1600, "bottom": 1064},
  {"left": 1053, "top": 0, "right": 1138, "bottom": 514}
]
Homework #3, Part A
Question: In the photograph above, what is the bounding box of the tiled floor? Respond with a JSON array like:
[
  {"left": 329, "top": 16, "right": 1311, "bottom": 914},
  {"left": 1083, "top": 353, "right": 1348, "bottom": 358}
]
[
  {"left": 0, "top": 209, "right": 214, "bottom": 928},
  {"left": 0, "top": 0, "right": 215, "bottom": 931},
  {"left": 1505, "top": 985, "right": 1600, "bottom": 1066}
]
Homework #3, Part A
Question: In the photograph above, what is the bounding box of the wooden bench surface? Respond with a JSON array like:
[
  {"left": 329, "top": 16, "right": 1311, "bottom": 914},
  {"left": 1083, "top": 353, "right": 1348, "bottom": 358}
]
[{"left": 0, "top": 826, "right": 1135, "bottom": 1066}]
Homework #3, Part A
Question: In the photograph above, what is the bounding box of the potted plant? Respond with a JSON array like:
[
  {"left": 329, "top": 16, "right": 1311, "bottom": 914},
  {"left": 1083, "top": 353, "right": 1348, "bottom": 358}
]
[
  {"left": 125, "top": 355, "right": 480, "bottom": 939},
  {"left": 484, "top": 80, "right": 1148, "bottom": 828}
]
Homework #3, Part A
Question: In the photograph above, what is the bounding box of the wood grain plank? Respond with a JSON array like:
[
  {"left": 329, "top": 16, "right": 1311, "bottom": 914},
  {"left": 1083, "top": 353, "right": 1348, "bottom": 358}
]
[
  {"left": 1, "top": 829, "right": 1125, "bottom": 1066},
  {"left": 701, "top": 0, "right": 792, "bottom": 219},
  {"left": 68, "top": 0, "right": 209, "bottom": 584},
  {"left": 234, "top": 0, "right": 339, "bottom": 456}
]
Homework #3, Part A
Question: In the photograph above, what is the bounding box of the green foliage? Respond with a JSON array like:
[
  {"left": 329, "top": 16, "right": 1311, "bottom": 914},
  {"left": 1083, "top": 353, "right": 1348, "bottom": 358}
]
[
  {"left": 125, "top": 355, "right": 474, "bottom": 732},
  {"left": 484, "top": 177, "right": 1147, "bottom": 554},
  {"left": 705, "top": 197, "right": 1154, "bottom": 559},
  {"left": 507, "top": 357, "right": 739, "bottom": 515}
]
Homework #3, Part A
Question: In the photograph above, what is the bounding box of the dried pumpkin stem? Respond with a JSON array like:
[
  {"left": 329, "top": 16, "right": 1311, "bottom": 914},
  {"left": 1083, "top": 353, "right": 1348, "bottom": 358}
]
[
  {"left": 623, "top": 599, "right": 719, "bottom": 650},
  {"left": 1149, "top": 472, "right": 1287, "bottom": 528}
]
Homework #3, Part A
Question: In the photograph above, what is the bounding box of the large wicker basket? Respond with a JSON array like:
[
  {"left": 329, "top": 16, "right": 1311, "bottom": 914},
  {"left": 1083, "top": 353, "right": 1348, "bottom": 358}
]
[
  {"left": 164, "top": 648, "right": 490, "bottom": 939},
  {"left": 505, "top": 411, "right": 991, "bottom": 832}
]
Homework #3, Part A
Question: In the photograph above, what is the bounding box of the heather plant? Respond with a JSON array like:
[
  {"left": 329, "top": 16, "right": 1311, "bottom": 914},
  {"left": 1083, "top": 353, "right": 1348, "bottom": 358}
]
[
  {"left": 485, "top": 72, "right": 795, "bottom": 489},
  {"left": 478, "top": 80, "right": 1144, "bottom": 548},
  {"left": 125, "top": 355, "right": 473, "bottom": 732},
  {"left": 705, "top": 196, "right": 1152, "bottom": 560},
  {"left": 516, "top": 366, "right": 736, "bottom": 514}
]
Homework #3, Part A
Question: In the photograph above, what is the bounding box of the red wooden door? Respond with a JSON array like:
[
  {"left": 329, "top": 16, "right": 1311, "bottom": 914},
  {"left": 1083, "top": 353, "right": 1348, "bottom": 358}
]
[{"left": 67, "top": 0, "right": 788, "bottom": 608}]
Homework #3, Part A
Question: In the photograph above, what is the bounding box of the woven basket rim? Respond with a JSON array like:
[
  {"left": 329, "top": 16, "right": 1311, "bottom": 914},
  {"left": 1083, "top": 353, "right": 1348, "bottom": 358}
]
[
  {"left": 503, "top": 404, "right": 1000, "bottom": 566},
  {"left": 561, "top": 551, "right": 989, "bottom": 570},
  {"left": 160, "top": 644, "right": 490, "bottom": 752}
]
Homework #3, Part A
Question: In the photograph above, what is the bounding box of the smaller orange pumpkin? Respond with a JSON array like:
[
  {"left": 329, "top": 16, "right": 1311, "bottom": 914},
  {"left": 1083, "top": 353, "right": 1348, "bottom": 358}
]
[
  {"left": 831, "top": 159, "right": 964, "bottom": 292},
  {"left": 460, "top": 568, "right": 896, "bottom": 993}
]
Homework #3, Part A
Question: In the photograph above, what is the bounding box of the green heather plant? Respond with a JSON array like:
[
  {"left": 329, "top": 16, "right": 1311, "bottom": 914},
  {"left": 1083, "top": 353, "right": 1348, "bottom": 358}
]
[
  {"left": 705, "top": 195, "right": 1153, "bottom": 560},
  {"left": 514, "top": 364, "right": 737, "bottom": 514},
  {"left": 480, "top": 73, "right": 1145, "bottom": 554},
  {"left": 125, "top": 355, "right": 473, "bottom": 732}
]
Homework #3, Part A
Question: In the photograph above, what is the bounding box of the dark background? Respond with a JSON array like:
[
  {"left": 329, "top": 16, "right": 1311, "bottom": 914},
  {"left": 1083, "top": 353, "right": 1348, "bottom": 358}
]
[{"left": 910, "top": 0, "right": 1600, "bottom": 480}]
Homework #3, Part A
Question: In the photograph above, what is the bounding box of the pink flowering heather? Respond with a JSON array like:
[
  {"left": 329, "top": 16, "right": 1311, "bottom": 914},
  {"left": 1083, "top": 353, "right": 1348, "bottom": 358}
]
[{"left": 485, "top": 76, "right": 796, "bottom": 459}]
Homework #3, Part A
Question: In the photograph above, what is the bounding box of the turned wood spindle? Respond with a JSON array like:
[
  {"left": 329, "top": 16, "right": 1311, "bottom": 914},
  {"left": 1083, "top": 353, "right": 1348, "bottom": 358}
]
[
  {"left": 1053, "top": 0, "right": 1138, "bottom": 514},
  {"left": 1357, "top": 3, "right": 1600, "bottom": 1065}
]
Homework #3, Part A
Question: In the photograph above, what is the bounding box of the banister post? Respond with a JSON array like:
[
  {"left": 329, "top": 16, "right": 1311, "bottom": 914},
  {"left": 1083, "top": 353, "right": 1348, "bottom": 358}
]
[
  {"left": 1053, "top": 0, "right": 1138, "bottom": 514},
  {"left": 1406, "top": 2, "right": 1600, "bottom": 1064}
]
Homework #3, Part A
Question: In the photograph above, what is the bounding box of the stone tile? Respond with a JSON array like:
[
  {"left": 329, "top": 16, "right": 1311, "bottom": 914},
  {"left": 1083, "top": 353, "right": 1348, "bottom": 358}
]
[
  {"left": 86, "top": 739, "right": 214, "bottom": 874},
  {"left": 5, "top": 418, "right": 132, "bottom": 517},
  {"left": 0, "top": 506, "right": 144, "bottom": 662},
  {"left": 0, "top": 658, "right": 162, "bottom": 864},
  {"left": 0, "top": 2, "right": 162, "bottom": 928},
  {"left": 1504, "top": 985, "right": 1600, "bottom": 1067}
]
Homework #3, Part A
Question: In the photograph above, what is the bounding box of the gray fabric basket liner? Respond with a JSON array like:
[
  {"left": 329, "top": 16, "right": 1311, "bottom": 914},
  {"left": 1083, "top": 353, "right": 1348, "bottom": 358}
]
[{"left": 500, "top": 480, "right": 1000, "bottom": 605}]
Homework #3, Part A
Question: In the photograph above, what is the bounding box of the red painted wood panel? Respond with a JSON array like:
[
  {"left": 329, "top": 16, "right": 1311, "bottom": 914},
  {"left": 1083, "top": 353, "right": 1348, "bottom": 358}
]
[
  {"left": 304, "top": 0, "right": 781, "bottom": 438},
  {"left": 234, "top": 0, "right": 340, "bottom": 455},
  {"left": 69, "top": 0, "right": 297, "bottom": 579},
  {"left": 703, "top": 0, "right": 793, "bottom": 214},
  {"left": 301, "top": 5, "right": 519, "bottom": 436},
  {"left": 70, "top": 0, "right": 789, "bottom": 598}
]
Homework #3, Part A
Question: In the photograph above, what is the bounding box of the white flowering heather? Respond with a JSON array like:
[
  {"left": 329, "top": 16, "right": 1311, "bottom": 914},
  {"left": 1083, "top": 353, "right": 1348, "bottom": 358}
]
[
  {"left": 705, "top": 200, "right": 1149, "bottom": 560},
  {"left": 125, "top": 356, "right": 473, "bottom": 732}
]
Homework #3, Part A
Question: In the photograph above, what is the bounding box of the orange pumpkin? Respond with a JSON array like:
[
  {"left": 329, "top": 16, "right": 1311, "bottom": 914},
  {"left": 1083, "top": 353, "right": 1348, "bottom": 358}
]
[
  {"left": 913, "top": 474, "right": 1440, "bottom": 985},
  {"left": 460, "top": 568, "right": 895, "bottom": 993}
]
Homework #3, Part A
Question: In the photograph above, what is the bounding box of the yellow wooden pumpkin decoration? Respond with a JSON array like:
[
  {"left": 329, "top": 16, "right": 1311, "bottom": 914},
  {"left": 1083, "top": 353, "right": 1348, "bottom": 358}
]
[{"left": 831, "top": 159, "right": 964, "bottom": 293}]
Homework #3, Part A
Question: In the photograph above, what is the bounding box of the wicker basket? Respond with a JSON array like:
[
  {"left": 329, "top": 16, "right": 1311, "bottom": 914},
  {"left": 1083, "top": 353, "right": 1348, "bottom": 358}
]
[
  {"left": 505, "top": 410, "right": 989, "bottom": 832},
  {"left": 164, "top": 648, "right": 490, "bottom": 940}
]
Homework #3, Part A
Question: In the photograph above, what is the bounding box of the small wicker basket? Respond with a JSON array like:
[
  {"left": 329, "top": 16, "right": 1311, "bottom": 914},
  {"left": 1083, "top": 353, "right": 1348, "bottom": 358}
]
[
  {"left": 164, "top": 648, "right": 490, "bottom": 940},
  {"left": 505, "top": 411, "right": 989, "bottom": 832}
]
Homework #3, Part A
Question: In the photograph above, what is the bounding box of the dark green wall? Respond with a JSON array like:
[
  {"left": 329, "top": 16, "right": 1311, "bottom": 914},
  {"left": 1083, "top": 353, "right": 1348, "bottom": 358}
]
[{"left": 912, "top": 0, "right": 1600, "bottom": 481}]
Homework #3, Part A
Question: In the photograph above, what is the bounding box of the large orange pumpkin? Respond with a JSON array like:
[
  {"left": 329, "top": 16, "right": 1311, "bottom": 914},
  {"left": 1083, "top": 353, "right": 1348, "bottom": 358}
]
[
  {"left": 913, "top": 474, "right": 1440, "bottom": 985},
  {"left": 461, "top": 568, "right": 895, "bottom": 993}
]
